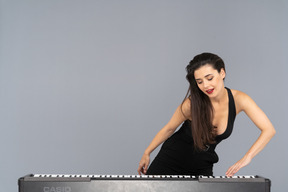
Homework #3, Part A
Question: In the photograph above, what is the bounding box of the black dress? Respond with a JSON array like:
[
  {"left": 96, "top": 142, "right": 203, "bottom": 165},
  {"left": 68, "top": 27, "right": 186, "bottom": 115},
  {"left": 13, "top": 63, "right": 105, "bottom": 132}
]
[{"left": 146, "top": 88, "right": 236, "bottom": 176}]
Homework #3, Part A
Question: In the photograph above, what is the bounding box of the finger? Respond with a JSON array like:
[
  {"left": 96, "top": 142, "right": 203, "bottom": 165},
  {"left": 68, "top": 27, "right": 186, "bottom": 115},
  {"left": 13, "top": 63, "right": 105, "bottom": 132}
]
[
  {"left": 227, "top": 167, "right": 237, "bottom": 176},
  {"left": 226, "top": 168, "right": 233, "bottom": 177},
  {"left": 143, "top": 164, "right": 149, "bottom": 174},
  {"left": 226, "top": 165, "right": 237, "bottom": 176},
  {"left": 138, "top": 167, "right": 144, "bottom": 175},
  {"left": 226, "top": 163, "right": 241, "bottom": 176},
  {"left": 232, "top": 162, "right": 244, "bottom": 174},
  {"left": 227, "top": 169, "right": 236, "bottom": 177},
  {"left": 225, "top": 165, "right": 233, "bottom": 176},
  {"left": 138, "top": 164, "right": 144, "bottom": 175}
]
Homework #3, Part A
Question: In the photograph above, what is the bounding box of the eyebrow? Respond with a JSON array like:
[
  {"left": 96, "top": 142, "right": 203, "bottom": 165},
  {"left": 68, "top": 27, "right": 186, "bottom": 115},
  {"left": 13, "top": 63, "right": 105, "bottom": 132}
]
[{"left": 195, "top": 74, "right": 213, "bottom": 81}]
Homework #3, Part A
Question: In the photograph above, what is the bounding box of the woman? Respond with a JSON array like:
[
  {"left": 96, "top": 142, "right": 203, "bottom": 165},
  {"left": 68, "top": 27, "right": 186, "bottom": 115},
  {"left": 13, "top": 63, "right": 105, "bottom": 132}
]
[{"left": 137, "top": 53, "right": 275, "bottom": 176}]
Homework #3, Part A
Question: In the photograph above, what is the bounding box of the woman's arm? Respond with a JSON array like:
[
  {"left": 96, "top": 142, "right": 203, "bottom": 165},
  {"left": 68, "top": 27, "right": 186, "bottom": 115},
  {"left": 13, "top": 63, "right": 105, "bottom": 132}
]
[
  {"left": 226, "top": 91, "right": 276, "bottom": 176},
  {"left": 137, "top": 98, "right": 191, "bottom": 175}
]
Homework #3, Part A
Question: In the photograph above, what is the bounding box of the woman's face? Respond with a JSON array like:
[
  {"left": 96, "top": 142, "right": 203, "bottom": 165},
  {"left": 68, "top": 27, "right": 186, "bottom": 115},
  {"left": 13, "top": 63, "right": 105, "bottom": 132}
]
[{"left": 194, "top": 64, "right": 225, "bottom": 98}]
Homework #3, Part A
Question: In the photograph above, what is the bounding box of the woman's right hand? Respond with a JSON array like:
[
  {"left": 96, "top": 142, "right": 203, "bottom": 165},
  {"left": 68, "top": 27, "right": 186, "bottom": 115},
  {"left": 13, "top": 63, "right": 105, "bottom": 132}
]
[{"left": 137, "top": 153, "right": 150, "bottom": 175}]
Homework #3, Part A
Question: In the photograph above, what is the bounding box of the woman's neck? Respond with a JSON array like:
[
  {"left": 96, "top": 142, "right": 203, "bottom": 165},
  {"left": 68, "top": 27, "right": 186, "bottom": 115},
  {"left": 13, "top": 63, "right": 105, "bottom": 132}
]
[{"left": 210, "top": 87, "right": 227, "bottom": 104}]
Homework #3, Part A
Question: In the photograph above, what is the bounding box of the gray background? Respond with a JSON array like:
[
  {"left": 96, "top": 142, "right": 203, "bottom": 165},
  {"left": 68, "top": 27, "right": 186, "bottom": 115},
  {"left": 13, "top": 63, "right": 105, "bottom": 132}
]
[{"left": 0, "top": 0, "right": 287, "bottom": 191}]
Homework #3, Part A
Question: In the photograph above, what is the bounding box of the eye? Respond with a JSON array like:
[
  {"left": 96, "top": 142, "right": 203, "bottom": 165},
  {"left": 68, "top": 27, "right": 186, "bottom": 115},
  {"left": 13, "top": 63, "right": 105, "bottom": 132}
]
[
  {"left": 196, "top": 81, "right": 202, "bottom": 84},
  {"left": 208, "top": 77, "right": 214, "bottom": 81}
]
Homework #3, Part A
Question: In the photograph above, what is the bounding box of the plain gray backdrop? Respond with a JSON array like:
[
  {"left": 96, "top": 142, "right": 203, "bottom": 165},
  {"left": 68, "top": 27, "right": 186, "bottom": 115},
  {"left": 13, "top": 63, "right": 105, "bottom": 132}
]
[{"left": 0, "top": 0, "right": 287, "bottom": 191}]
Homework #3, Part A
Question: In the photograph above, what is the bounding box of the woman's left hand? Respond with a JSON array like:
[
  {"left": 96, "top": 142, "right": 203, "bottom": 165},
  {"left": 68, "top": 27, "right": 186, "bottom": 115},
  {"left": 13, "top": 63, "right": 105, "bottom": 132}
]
[{"left": 226, "top": 155, "right": 252, "bottom": 177}]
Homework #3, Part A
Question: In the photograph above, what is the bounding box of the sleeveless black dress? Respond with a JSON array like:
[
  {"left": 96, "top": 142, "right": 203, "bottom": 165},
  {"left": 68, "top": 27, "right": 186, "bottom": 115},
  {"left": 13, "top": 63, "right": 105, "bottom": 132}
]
[{"left": 146, "top": 88, "right": 236, "bottom": 176}]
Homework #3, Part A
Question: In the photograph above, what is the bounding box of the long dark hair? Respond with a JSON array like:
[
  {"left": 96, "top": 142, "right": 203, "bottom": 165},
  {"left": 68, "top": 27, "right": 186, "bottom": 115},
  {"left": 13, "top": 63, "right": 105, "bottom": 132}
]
[{"left": 184, "top": 53, "right": 225, "bottom": 151}]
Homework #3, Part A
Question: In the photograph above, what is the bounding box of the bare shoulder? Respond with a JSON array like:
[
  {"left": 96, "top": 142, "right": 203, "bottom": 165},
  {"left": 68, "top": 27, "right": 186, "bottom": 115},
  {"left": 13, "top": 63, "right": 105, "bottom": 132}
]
[
  {"left": 230, "top": 89, "right": 255, "bottom": 114},
  {"left": 181, "top": 98, "right": 191, "bottom": 120},
  {"left": 230, "top": 88, "right": 275, "bottom": 134},
  {"left": 230, "top": 89, "right": 249, "bottom": 100}
]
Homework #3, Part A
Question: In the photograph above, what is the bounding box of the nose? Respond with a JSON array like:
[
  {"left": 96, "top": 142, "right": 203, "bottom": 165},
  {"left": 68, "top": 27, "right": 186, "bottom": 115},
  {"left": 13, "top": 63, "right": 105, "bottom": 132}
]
[{"left": 203, "top": 79, "right": 209, "bottom": 88}]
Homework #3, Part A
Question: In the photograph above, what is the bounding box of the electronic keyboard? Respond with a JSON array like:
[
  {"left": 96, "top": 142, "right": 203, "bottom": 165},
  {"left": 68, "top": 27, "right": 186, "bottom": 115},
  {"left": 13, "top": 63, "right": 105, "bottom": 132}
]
[{"left": 18, "top": 174, "right": 271, "bottom": 192}]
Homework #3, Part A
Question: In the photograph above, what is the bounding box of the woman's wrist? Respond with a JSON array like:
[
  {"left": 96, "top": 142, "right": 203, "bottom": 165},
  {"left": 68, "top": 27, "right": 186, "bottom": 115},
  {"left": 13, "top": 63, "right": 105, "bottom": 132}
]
[
  {"left": 244, "top": 152, "right": 253, "bottom": 160},
  {"left": 144, "top": 149, "right": 151, "bottom": 156}
]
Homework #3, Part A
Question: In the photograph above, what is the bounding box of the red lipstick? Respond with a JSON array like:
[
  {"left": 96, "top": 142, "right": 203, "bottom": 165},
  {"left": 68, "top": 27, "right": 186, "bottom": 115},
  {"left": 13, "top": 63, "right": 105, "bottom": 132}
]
[{"left": 206, "top": 89, "right": 214, "bottom": 94}]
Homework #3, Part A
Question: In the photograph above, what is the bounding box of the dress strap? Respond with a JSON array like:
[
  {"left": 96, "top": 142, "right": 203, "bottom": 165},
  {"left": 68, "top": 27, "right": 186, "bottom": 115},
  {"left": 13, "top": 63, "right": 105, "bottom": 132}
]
[
  {"left": 226, "top": 87, "right": 236, "bottom": 121},
  {"left": 215, "top": 87, "right": 237, "bottom": 142}
]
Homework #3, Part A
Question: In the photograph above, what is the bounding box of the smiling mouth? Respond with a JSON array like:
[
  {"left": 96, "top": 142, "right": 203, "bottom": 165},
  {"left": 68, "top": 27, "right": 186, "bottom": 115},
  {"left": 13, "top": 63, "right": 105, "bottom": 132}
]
[{"left": 206, "top": 89, "right": 214, "bottom": 94}]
